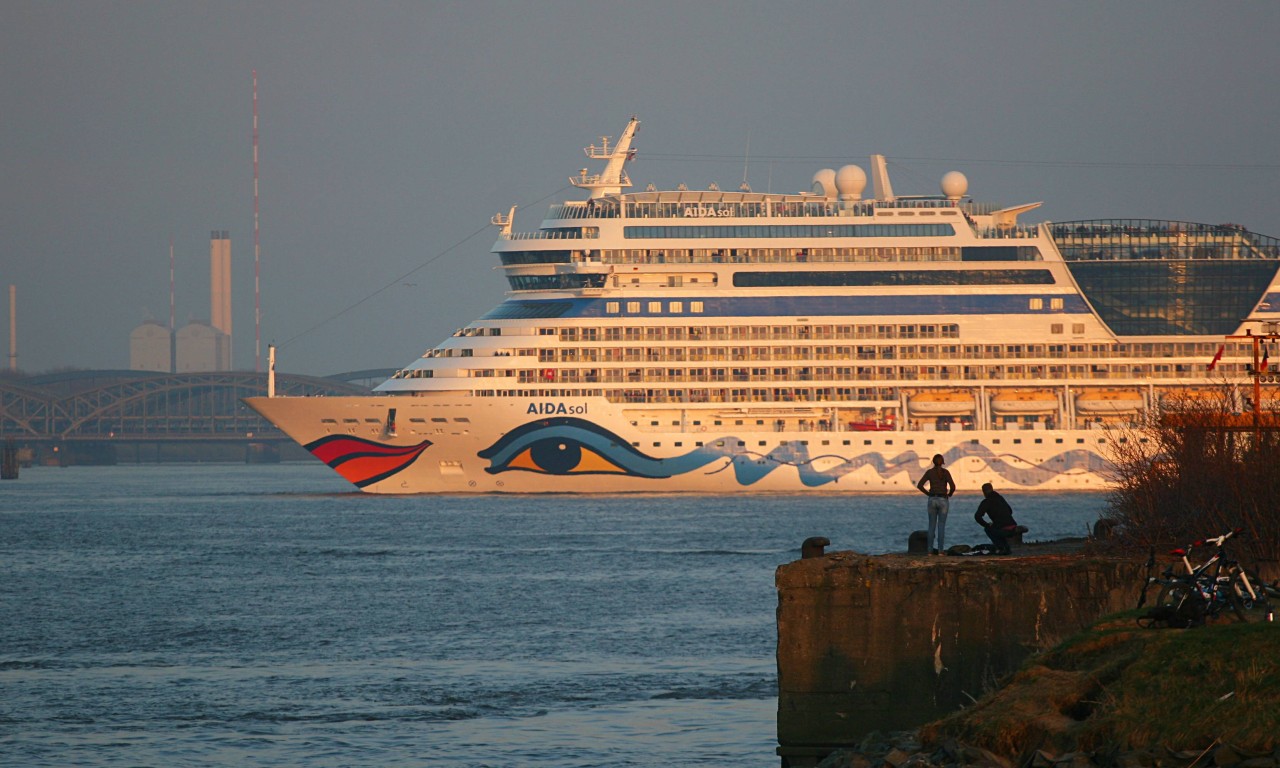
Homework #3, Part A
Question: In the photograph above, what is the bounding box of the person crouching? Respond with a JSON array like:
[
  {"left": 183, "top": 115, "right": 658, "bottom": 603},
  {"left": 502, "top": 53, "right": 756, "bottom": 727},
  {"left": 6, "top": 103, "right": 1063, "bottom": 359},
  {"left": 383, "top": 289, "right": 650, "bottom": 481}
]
[{"left": 974, "top": 482, "right": 1019, "bottom": 555}]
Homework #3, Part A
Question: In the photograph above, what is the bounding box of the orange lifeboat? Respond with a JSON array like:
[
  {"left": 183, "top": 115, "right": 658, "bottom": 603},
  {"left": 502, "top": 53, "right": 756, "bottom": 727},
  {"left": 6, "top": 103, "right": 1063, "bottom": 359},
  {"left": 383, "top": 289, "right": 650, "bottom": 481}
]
[
  {"left": 908, "top": 390, "right": 976, "bottom": 416},
  {"left": 990, "top": 389, "right": 1059, "bottom": 415},
  {"left": 1075, "top": 389, "right": 1144, "bottom": 414},
  {"left": 1158, "top": 388, "right": 1232, "bottom": 410}
]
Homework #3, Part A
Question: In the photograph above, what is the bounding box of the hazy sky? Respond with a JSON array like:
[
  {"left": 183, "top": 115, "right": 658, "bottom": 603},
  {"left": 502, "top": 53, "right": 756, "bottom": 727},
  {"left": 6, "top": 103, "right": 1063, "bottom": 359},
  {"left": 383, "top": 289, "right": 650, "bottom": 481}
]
[{"left": 4, "top": 1, "right": 1279, "bottom": 375}]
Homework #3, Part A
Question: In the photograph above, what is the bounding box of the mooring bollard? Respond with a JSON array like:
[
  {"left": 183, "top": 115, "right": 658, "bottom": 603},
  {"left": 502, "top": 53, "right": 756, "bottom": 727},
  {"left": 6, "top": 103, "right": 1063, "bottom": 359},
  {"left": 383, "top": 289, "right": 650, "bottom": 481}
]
[
  {"left": 907, "top": 530, "right": 929, "bottom": 554},
  {"left": 801, "top": 536, "right": 830, "bottom": 559}
]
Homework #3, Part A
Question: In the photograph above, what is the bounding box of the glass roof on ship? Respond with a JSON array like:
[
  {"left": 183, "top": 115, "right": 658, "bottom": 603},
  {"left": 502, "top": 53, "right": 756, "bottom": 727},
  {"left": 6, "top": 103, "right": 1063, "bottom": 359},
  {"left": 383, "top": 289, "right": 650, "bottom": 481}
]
[{"left": 1052, "top": 220, "right": 1280, "bottom": 337}]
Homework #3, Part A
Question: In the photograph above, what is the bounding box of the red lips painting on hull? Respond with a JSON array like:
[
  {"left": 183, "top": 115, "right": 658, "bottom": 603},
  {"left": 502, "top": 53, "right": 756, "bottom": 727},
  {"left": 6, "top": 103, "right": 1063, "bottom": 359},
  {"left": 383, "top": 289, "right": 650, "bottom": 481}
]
[{"left": 303, "top": 435, "right": 433, "bottom": 488}]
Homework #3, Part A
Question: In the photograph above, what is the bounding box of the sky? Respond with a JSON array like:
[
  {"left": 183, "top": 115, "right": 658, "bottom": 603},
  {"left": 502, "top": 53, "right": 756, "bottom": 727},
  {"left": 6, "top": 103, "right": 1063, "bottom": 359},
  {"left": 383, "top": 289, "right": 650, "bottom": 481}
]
[{"left": 3, "top": 1, "right": 1279, "bottom": 376}]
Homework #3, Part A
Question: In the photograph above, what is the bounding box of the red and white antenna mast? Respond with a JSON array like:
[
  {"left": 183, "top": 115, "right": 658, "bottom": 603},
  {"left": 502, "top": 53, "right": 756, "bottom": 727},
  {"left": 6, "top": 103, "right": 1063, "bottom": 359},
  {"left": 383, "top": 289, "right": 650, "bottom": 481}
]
[
  {"left": 169, "top": 236, "right": 176, "bottom": 373},
  {"left": 253, "top": 69, "right": 262, "bottom": 372}
]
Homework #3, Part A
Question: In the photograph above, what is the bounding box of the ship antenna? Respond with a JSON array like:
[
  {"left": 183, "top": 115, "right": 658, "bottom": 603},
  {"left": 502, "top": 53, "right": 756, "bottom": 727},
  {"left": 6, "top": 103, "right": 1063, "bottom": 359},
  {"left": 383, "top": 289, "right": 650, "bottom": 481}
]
[
  {"left": 570, "top": 116, "right": 640, "bottom": 199},
  {"left": 740, "top": 129, "right": 751, "bottom": 192}
]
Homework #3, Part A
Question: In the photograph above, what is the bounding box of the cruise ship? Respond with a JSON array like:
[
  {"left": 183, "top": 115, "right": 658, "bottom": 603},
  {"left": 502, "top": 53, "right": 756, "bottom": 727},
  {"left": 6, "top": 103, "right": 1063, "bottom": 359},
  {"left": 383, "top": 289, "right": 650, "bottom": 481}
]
[{"left": 245, "top": 117, "right": 1280, "bottom": 493}]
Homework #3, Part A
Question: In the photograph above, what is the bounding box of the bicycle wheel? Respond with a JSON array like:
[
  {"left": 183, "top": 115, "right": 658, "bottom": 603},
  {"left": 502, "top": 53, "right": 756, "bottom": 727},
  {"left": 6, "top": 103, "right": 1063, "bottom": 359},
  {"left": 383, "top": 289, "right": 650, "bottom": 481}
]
[
  {"left": 1228, "top": 571, "right": 1269, "bottom": 612},
  {"left": 1155, "top": 582, "right": 1206, "bottom": 627}
]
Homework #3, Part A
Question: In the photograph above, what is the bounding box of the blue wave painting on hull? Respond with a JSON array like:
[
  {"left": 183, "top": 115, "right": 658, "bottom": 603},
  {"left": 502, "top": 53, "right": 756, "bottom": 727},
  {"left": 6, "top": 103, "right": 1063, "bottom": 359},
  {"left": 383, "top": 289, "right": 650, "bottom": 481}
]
[{"left": 477, "top": 418, "right": 1112, "bottom": 486}]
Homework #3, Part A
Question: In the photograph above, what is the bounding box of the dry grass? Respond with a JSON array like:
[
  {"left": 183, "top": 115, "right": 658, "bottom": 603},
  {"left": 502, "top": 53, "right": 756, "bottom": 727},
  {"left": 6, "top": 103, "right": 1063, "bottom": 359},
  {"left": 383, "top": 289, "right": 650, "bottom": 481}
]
[{"left": 920, "top": 613, "right": 1280, "bottom": 756}]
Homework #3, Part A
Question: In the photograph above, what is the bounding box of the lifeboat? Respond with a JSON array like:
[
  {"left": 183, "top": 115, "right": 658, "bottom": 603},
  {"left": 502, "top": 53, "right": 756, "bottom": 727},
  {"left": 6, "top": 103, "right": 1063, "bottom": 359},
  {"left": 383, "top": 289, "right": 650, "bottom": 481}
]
[
  {"left": 1158, "top": 388, "right": 1232, "bottom": 410},
  {"left": 1075, "top": 389, "right": 1144, "bottom": 414},
  {"left": 990, "top": 389, "right": 1059, "bottom": 415},
  {"left": 908, "top": 390, "right": 976, "bottom": 416}
]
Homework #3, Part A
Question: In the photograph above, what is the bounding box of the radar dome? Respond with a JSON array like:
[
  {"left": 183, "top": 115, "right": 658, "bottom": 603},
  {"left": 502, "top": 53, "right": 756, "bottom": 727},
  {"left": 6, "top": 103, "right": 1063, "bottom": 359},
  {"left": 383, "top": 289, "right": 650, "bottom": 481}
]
[
  {"left": 834, "top": 164, "right": 867, "bottom": 200},
  {"left": 811, "top": 168, "right": 836, "bottom": 198},
  {"left": 941, "top": 171, "right": 968, "bottom": 200}
]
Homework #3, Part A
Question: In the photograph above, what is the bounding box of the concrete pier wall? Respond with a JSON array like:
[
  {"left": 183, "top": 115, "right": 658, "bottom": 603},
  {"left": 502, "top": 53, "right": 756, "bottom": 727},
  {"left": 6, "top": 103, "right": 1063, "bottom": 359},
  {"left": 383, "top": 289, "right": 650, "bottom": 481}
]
[{"left": 776, "top": 550, "right": 1144, "bottom": 756}]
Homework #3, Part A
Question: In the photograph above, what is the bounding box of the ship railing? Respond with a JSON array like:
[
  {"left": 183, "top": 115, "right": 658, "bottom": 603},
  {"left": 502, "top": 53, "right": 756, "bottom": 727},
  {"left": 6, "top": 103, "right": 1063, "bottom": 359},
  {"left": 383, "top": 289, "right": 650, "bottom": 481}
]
[
  {"left": 500, "top": 229, "right": 599, "bottom": 241},
  {"left": 978, "top": 225, "right": 1041, "bottom": 239}
]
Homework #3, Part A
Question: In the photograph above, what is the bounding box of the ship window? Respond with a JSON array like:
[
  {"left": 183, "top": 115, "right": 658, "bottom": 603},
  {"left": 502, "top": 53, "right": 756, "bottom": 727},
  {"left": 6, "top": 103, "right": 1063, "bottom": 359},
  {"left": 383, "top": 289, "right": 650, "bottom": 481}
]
[
  {"left": 926, "top": 439, "right": 934, "bottom": 445},
  {"left": 1050, "top": 297, "right": 1064, "bottom": 310},
  {"left": 606, "top": 301, "right": 620, "bottom": 313},
  {"left": 843, "top": 440, "right": 851, "bottom": 446},
  {"left": 737, "top": 441, "right": 745, "bottom": 446},
  {"left": 1051, "top": 323, "right": 1064, "bottom": 334},
  {"left": 432, "top": 417, "right": 448, "bottom": 423},
  {"left": 669, "top": 301, "right": 683, "bottom": 313},
  {"left": 733, "top": 269, "right": 1054, "bottom": 288},
  {"left": 1035, "top": 439, "right": 1043, "bottom": 444},
  {"left": 343, "top": 418, "right": 358, "bottom": 423},
  {"left": 1077, "top": 438, "right": 1085, "bottom": 444},
  {"left": 1073, "top": 324, "right": 1086, "bottom": 334},
  {"left": 905, "top": 439, "right": 914, "bottom": 445},
  {"left": 409, "top": 418, "right": 426, "bottom": 423},
  {"left": 863, "top": 440, "right": 872, "bottom": 445},
  {"left": 321, "top": 418, "right": 337, "bottom": 423},
  {"left": 759, "top": 441, "right": 767, "bottom": 446},
  {"left": 691, "top": 301, "right": 704, "bottom": 313},
  {"left": 1029, "top": 298, "right": 1044, "bottom": 310},
  {"left": 992, "top": 439, "right": 1001, "bottom": 444},
  {"left": 648, "top": 301, "right": 661, "bottom": 313},
  {"left": 1013, "top": 439, "right": 1022, "bottom": 444},
  {"left": 696, "top": 442, "right": 703, "bottom": 447},
  {"left": 674, "top": 442, "right": 683, "bottom": 447},
  {"left": 627, "top": 301, "right": 640, "bottom": 313}
]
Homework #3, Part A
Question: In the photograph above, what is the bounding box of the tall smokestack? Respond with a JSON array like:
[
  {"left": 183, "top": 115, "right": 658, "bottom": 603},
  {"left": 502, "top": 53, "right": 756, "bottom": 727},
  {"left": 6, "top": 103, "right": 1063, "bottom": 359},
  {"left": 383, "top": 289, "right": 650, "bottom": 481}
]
[
  {"left": 210, "top": 230, "right": 232, "bottom": 369},
  {"left": 7, "top": 285, "right": 14, "bottom": 372}
]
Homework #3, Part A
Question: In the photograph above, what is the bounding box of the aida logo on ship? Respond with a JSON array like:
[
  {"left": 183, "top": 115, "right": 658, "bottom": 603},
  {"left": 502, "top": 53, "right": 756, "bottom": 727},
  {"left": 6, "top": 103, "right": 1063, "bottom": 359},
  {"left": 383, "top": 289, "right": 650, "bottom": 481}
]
[{"left": 526, "top": 402, "right": 589, "bottom": 416}]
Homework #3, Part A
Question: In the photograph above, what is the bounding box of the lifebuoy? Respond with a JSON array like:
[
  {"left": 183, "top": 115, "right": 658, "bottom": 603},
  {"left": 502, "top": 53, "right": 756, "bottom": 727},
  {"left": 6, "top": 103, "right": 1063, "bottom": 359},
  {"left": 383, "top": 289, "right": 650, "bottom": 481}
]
[{"left": 541, "top": 368, "right": 555, "bottom": 381}]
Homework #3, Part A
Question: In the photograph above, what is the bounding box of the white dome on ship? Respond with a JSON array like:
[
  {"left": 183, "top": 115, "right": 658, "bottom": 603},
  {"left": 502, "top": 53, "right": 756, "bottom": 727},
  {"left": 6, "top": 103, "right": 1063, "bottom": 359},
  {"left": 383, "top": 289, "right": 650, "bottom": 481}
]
[
  {"left": 941, "top": 171, "right": 968, "bottom": 200},
  {"left": 834, "top": 164, "right": 867, "bottom": 201},
  {"left": 811, "top": 168, "right": 836, "bottom": 198}
]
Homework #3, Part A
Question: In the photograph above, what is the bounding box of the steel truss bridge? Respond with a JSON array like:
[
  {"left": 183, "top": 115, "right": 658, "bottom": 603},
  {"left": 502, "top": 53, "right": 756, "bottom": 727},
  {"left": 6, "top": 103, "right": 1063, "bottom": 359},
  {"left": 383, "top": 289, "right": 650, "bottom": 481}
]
[{"left": 0, "top": 370, "right": 385, "bottom": 446}]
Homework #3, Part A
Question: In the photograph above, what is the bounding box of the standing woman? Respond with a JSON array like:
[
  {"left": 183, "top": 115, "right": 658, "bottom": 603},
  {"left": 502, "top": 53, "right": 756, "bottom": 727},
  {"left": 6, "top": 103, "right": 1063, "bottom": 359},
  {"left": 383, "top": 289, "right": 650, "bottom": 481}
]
[{"left": 916, "top": 454, "right": 956, "bottom": 555}]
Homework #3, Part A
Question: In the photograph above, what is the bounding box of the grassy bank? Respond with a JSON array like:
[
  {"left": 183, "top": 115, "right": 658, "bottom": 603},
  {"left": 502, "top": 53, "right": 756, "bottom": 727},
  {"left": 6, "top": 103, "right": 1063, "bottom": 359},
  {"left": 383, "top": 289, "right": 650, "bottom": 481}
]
[{"left": 920, "top": 612, "right": 1279, "bottom": 755}]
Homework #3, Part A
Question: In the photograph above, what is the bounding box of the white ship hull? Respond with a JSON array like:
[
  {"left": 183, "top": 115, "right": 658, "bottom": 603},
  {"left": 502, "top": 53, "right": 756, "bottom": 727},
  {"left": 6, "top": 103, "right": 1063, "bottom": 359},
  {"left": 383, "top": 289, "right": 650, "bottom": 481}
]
[{"left": 245, "top": 395, "right": 1114, "bottom": 494}]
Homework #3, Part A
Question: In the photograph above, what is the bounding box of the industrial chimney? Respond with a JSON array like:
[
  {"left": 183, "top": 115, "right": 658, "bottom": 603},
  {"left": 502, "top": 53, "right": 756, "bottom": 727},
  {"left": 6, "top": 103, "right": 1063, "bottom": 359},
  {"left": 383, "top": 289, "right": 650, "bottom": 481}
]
[{"left": 210, "top": 231, "right": 232, "bottom": 370}]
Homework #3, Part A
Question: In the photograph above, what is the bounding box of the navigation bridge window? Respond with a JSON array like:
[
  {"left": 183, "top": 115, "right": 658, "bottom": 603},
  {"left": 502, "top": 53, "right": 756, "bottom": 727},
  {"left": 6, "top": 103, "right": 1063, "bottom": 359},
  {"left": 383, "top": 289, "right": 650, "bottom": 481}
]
[{"left": 507, "top": 274, "right": 607, "bottom": 291}]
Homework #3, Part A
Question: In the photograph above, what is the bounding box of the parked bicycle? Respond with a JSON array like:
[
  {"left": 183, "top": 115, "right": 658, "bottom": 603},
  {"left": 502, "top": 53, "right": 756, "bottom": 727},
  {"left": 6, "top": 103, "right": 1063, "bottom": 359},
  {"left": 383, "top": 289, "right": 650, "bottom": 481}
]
[{"left": 1138, "top": 529, "right": 1277, "bottom": 628}]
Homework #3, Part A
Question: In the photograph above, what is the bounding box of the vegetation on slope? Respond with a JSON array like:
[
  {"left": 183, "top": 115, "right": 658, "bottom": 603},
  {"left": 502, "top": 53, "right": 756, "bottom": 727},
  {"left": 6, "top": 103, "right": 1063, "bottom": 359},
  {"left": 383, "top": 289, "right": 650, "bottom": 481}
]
[{"left": 920, "top": 613, "right": 1280, "bottom": 756}]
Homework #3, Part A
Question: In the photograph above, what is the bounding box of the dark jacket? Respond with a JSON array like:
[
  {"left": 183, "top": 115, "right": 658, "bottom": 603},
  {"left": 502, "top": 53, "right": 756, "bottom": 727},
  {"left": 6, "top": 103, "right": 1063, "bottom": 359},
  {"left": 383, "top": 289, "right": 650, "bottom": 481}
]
[{"left": 975, "top": 491, "right": 1016, "bottom": 529}]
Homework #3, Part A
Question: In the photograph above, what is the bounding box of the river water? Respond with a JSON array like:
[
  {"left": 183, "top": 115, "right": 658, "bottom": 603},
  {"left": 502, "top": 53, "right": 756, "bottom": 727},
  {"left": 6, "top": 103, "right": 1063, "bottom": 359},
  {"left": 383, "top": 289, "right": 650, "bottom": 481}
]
[{"left": 0, "top": 463, "right": 1109, "bottom": 766}]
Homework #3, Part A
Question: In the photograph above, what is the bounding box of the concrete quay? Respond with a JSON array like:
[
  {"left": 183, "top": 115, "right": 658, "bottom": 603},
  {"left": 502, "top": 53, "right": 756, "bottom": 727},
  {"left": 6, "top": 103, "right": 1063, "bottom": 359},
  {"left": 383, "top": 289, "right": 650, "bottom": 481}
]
[{"left": 776, "top": 544, "right": 1144, "bottom": 767}]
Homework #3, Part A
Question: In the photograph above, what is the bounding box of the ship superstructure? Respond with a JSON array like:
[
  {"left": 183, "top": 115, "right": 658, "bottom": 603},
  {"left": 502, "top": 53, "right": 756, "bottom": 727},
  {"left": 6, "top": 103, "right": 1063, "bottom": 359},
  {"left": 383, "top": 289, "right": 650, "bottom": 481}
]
[{"left": 246, "top": 118, "right": 1280, "bottom": 493}]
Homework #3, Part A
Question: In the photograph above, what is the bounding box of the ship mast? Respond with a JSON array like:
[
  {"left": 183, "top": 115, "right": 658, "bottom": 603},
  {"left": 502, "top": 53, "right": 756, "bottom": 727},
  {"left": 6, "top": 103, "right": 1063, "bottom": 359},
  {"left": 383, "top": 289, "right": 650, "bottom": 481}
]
[{"left": 569, "top": 116, "right": 639, "bottom": 199}]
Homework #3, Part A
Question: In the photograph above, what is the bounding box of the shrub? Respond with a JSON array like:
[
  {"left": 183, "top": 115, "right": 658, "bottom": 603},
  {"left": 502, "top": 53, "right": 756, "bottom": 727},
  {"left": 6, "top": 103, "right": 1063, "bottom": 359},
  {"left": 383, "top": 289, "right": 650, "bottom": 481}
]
[{"left": 1099, "top": 386, "right": 1279, "bottom": 564}]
